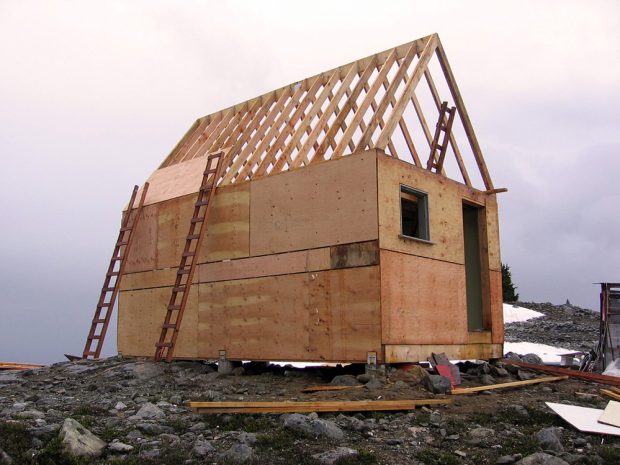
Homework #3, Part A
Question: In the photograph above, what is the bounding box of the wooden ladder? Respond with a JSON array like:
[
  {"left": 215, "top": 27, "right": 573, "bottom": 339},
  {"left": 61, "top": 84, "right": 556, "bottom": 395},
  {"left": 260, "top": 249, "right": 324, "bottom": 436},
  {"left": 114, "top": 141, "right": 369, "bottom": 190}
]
[
  {"left": 426, "top": 101, "right": 456, "bottom": 173},
  {"left": 154, "top": 152, "right": 224, "bottom": 362},
  {"left": 83, "top": 183, "right": 149, "bottom": 359}
]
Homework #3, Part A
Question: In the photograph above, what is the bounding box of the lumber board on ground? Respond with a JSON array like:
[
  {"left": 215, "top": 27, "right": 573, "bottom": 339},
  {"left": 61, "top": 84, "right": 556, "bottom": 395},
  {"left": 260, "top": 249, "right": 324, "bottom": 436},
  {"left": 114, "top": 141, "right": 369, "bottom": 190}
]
[
  {"left": 450, "top": 376, "right": 568, "bottom": 395},
  {"left": 504, "top": 360, "right": 620, "bottom": 386},
  {"left": 250, "top": 151, "right": 378, "bottom": 256},
  {"left": 601, "top": 389, "right": 620, "bottom": 401},
  {"left": 0, "top": 362, "right": 45, "bottom": 370},
  {"left": 189, "top": 398, "right": 451, "bottom": 414},
  {"left": 380, "top": 250, "right": 468, "bottom": 345}
]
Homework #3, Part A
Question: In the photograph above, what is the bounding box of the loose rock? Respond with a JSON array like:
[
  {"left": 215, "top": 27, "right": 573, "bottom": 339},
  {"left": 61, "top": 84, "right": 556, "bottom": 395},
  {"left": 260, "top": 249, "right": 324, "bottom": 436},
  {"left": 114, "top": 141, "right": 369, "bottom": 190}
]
[
  {"left": 59, "top": 418, "right": 106, "bottom": 458},
  {"left": 312, "top": 447, "right": 359, "bottom": 465}
]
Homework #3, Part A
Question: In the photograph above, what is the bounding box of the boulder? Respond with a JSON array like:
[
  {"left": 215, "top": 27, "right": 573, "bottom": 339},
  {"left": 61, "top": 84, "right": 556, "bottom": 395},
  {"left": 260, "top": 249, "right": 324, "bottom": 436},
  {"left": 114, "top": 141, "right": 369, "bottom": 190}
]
[
  {"left": 313, "top": 447, "right": 359, "bottom": 465},
  {"left": 522, "top": 353, "right": 544, "bottom": 365},
  {"left": 108, "top": 440, "right": 134, "bottom": 453},
  {"left": 129, "top": 402, "right": 165, "bottom": 420},
  {"left": 0, "top": 447, "right": 12, "bottom": 465},
  {"left": 423, "top": 375, "right": 451, "bottom": 394},
  {"left": 219, "top": 443, "right": 254, "bottom": 463},
  {"left": 536, "top": 427, "right": 564, "bottom": 454},
  {"left": 515, "top": 452, "right": 569, "bottom": 465},
  {"left": 59, "top": 418, "right": 106, "bottom": 458},
  {"left": 283, "top": 413, "right": 344, "bottom": 440},
  {"left": 193, "top": 438, "right": 215, "bottom": 457}
]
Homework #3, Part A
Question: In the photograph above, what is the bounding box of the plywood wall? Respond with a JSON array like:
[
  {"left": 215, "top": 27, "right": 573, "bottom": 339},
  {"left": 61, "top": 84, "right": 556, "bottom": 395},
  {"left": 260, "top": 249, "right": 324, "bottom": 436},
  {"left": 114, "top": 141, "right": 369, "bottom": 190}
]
[
  {"left": 118, "top": 286, "right": 199, "bottom": 358},
  {"left": 380, "top": 250, "right": 468, "bottom": 345},
  {"left": 197, "top": 266, "right": 381, "bottom": 362},
  {"left": 377, "top": 153, "right": 501, "bottom": 269},
  {"left": 250, "top": 151, "right": 378, "bottom": 256}
]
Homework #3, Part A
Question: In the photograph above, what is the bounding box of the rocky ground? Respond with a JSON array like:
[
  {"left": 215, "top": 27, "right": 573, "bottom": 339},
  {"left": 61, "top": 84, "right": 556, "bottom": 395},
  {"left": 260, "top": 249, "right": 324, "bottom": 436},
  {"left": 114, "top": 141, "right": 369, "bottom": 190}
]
[
  {"left": 504, "top": 302, "right": 599, "bottom": 352},
  {"left": 0, "top": 302, "right": 618, "bottom": 465}
]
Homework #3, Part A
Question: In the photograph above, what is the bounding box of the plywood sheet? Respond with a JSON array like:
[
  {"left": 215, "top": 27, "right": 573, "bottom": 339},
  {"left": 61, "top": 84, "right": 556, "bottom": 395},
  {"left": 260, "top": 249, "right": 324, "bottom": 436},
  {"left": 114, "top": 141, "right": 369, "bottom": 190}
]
[
  {"left": 485, "top": 195, "right": 502, "bottom": 271},
  {"left": 156, "top": 195, "right": 195, "bottom": 269},
  {"left": 385, "top": 343, "right": 503, "bottom": 363},
  {"left": 198, "top": 247, "right": 330, "bottom": 283},
  {"left": 197, "top": 266, "right": 381, "bottom": 362},
  {"left": 330, "top": 241, "right": 379, "bottom": 269},
  {"left": 139, "top": 155, "right": 209, "bottom": 206},
  {"left": 250, "top": 151, "right": 378, "bottom": 256},
  {"left": 599, "top": 401, "right": 620, "bottom": 428},
  {"left": 124, "top": 204, "right": 158, "bottom": 274},
  {"left": 120, "top": 268, "right": 198, "bottom": 291},
  {"left": 490, "top": 269, "right": 504, "bottom": 344},
  {"left": 546, "top": 402, "right": 620, "bottom": 436},
  {"left": 380, "top": 250, "right": 468, "bottom": 345},
  {"left": 117, "top": 286, "right": 198, "bottom": 358},
  {"left": 199, "top": 182, "right": 250, "bottom": 262},
  {"left": 377, "top": 153, "right": 498, "bottom": 266}
]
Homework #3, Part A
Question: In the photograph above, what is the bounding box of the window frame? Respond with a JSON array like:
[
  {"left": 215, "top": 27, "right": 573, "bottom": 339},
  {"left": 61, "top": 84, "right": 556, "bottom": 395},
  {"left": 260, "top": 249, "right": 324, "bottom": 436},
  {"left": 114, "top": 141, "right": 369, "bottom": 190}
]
[{"left": 399, "top": 184, "right": 431, "bottom": 243}]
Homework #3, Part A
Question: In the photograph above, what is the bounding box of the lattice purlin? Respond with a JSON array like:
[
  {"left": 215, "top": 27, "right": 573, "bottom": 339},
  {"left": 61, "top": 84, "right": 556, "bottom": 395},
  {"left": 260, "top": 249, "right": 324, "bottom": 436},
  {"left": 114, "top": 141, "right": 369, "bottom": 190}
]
[{"left": 158, "top": 33, "right": 494, "bottom": 191}]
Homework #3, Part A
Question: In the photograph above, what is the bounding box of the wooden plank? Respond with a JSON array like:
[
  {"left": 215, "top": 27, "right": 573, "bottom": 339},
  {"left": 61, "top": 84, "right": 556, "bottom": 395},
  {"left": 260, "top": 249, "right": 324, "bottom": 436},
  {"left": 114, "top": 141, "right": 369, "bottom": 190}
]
[
  {"left": 435, "top": 38, "right": 493, "bottom": 190},
  {"left": 0, "top": 362, "right": 45, "bottom": 370},
  {"left": 198, "top": 247, "right": 331, "bottom": 283},
  {"left": 485, "top": 196, "right": 502, "bottom": 271},
  {"left": 292, "top": 64, "right": 359, "bottom": 168},
  {"left": 419, "top": 65, "right": 469, "bottom": 185},
  {"left": 117, "top": 286, "right": 199, "bottom": 358},
  {"left": 375, "top": 34, "right": 438, "bottom": 150},
  {"left": 601, "top": 389, "right": 620, "bottom": 401},
  {"left": 197, "top": 266, "right": 381, "bottom": 362},
  {"left": 124, "top": 203, "right": 158, "bottom": 273},
  {"left": 222, "top": 87, "right": 293, "bottom": 184},
  {"left": 451, "top": 376, "right": 568, "bottom": 395},
  {"left": 356, "top": 42, "right": 419, "bottom": 152},
  {"left": 331, "top": 49, "right": 398, "bottom": 159},
  {"left": 330, "top": 241, "right": 379, "bottom": 269},
  {"left": 139, "top": 155, "right": 210, "bottom": 206},
  {"left": 301, "top": 385, "right": 365, "bottom": 393},
  {"left": 314, "top": 56, "right": 378, "bottom": 161},
  {"left": 250, "top": 151, "right": 378, "bottom": 256},
  {"left": 490, "top": 270, "right": 504, "bottom": 344},
  {"left": 386, "top": 344, "right": 503, "bottom": 363},
  {"left": 189, "top": 398, "right": 452, "bottom": 414},
  {"left": 504, "top": 360, "right": 620, "bottom": 386},
  {"left": 380, "top": 250, "right": 468, "bottom": 345}
]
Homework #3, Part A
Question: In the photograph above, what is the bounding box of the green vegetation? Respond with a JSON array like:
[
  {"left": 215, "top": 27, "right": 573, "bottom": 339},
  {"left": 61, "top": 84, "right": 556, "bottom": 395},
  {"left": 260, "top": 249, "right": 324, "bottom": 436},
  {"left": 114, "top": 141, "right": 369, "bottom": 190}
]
[
  {"left": 415, "top": 448, "right": 460, "bottom": 465},
  {"left": 502, "top": 263, "right": 519, "bottom": 302},
  {"left": 0, "top": 422, "right": 31, "bottom": 465}
]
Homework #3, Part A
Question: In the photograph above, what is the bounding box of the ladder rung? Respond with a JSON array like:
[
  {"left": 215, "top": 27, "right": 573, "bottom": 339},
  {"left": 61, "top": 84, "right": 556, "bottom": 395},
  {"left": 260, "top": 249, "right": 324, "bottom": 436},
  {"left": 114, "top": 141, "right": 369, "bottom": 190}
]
[
  {"left": 191, "top": 218, "right": 204, "bottom": 224},
  {"left": 116, "top": 241, "right": 128, "bottom": 247},
  {"left": 187, "top": 234, "right": 200, "bottom": 240},
  {"left": 162, "top": 323, "right": 176, "bottom": 329},
  {"left": 156, "top": 342, "right": 173, "bottom": 348},
  {"left": 107, "top": 272, "right": 119, "bottom": 277},
  {"left": 177, "top": 269, "right": 190, "bottom": 275},
  {"left": 103, "top": 287, "right": 115, "bottom": 292},
  {"left": 168, "top": 305, "right": 181, "bottom": 311},
  {"left": 84, "top": 351, "right": 96, "bottom": 356},
  {"left": 111, "top": 256, "right": 124, "bottom": 262},
  {"left": 195, "top": 200, "right": 209, "bottom": 207},
  {"left": 90, "top": 335, "right": 101, "bottom": 340},
  {"left": 93, "top": 319, "right": 106, "bottom": 324},
  {"left": 97, "top": 303, "right": 111, "bottom": 308},
  {"left": 182, "top": 251, "right": 196, "bottom": 257},
  {"left": 172, "top": 286, "right": 186, "bottom": 293},
  {"left": 120, "top": 226, "right": 132, "bottom": 232}
]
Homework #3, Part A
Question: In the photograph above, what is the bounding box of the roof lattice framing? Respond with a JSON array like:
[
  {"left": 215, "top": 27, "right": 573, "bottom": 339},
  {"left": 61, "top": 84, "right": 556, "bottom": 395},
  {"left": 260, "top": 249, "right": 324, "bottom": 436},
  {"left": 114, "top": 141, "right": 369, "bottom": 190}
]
[{"left": 159, "top": 34, "right": 494, "bottom": 190}]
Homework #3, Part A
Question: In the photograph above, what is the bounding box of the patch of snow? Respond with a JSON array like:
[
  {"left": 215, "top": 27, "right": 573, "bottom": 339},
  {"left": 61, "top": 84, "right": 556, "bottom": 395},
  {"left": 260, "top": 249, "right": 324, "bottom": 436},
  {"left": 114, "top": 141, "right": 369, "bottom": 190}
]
[
  {"left": 504, "top": 341, "right": 576, "bottom": 364},
  {"left": 503, "top": 303, "right": 544, "bottom": 324}
]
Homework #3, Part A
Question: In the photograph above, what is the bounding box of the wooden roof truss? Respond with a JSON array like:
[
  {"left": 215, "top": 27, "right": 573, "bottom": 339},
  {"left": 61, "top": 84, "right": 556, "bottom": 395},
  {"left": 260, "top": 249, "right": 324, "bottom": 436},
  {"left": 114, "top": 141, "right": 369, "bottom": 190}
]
[{"left": 159, "top": 34, "right": 494, "bottom": 190}]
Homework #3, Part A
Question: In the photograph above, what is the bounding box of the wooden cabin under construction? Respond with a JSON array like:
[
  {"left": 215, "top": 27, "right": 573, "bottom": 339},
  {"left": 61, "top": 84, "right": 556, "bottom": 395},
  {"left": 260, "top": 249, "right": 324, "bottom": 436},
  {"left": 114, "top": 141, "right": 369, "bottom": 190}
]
[{"left": 108, "top": 33, "right": 504, "bottom": 364}]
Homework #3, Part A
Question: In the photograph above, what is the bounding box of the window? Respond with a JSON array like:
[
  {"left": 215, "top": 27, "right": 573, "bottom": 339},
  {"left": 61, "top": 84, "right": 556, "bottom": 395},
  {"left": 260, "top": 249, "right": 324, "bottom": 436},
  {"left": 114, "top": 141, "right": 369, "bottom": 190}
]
[{"left": 400, "top": 185, "right": 429, "bottom": 241}]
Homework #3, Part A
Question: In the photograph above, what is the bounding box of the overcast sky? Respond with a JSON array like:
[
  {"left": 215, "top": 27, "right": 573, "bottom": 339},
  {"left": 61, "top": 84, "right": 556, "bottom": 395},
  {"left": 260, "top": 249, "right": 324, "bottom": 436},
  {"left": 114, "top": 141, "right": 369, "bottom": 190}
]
[{"left": 1, "top": 1, "right": 618, "bottom": 364}]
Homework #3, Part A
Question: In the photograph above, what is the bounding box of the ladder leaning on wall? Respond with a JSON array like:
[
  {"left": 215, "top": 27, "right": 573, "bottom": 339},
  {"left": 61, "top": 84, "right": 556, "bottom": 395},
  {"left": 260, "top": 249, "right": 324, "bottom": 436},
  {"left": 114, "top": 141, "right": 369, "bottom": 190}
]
[
  {"left": 83, "top": 182, "right": 150, "bottom": 360},
  {"left": 154, "top": 152, "right": 224, "bottom": 362}
]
